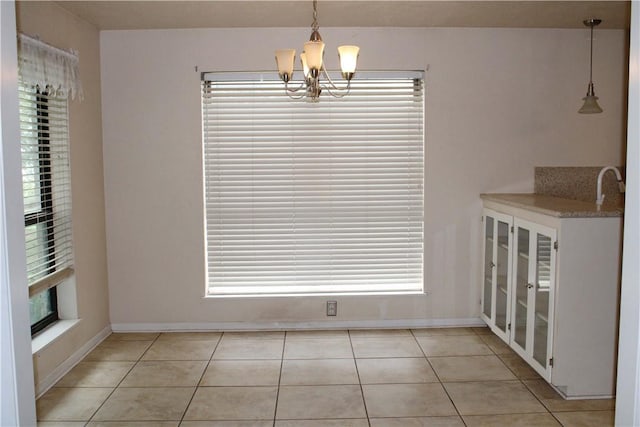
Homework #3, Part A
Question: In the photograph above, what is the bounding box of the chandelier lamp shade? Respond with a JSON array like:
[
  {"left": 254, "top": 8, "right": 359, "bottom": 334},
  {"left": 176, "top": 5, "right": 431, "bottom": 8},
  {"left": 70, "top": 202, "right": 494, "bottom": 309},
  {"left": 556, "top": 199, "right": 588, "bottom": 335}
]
[
  {"left": 275, "top": 0, "right": 360, "bottom": 101},
  {"left": 578, "top": 18, "right": 603, "bottom": 114}
]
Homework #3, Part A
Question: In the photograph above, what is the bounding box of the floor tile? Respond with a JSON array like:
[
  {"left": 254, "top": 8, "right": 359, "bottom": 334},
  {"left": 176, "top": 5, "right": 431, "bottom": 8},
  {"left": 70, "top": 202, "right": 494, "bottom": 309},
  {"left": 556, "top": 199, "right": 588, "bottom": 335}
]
[
  {"left": 280, "top": 359, "right": 359, "bottom": 385},
  {"left": 363, "top": 383, "right": 457, "bottom": 418},
  {"left": 286, "top": 330, "right": 349, "bottom": 340},
  {"left": 415, "top": 335, "right": 493, "bottom": 357},
  {"left": 87, "top": 422, "right": 178, "bottom": 427},
  {"left": 213, "top": 338, "right": 284, "bottom": 360},
  {"left": 463, "top": 413, "right": 561, "bottom": 426},
  {"left": 181, "top": 422, "right": 273, "bottom": 427},
  {"left": 471, "top": 327, "right": 492, "bottom": 335},
  {"left": 411, "top": 328, "right": 476, "bottom": 336},
  {"left": 181, "top": 422, "right": 272, "bottom": 427},
  {"left": 351, "top": 337, "right": 424, "bottom": 358},
  {"left": 183, "top": 386, "right": 277, "bottom": 420},
  {"left": 37, "top": 423, "right": 86, "bottom": 427},
  {"left": 36, "top": 387, "right": 113, "bottom": 421},
  {"left": 478, "top": 333, "right": 514, "bottom": 355},
  {"left": 283, "top": 337, "right": 353, "bottom": 359},
  {"left": 276, "top": 420, "right": 369, "bottom": 427},
  {"left": 498, "top": 354, "right": 541, "bottom": 379},
  {"left": 91, "top": 387, "right": 194, "bottom": 421},
  {"left": 157, "top": 332, "right": 222, "bottom": 341},
  {"left": 523, "top": 379, "right": 615, "bottom": 412},
  {"left": 370, "top": 416, "right": 465, "bottom": 426},
  {"left": 200, "top": 360, "right": 282, "bottom": 386},
  {"left": 552, "top": 410, "right": 615, "bottom": 427},
  {"left": 444, "top": 381, "right": 546, "bottom": 415},
  {"left": 84, "top": 340, "right": 153, "bottom": 361},
  {"left": 349, "top": 329, "right": 413, "bottom": 338},
  {"left": 119, "top": 360, "right": 207, "bottom": 387},
  {"left": 429, "top": 355, "right": 516, "bottom": 382},
  {"left": 54, "top": 361, "right": 134, "bottom": 387},
  {"left": 142, "top": 340, "right": 217, "bottom": 360},
  {"left": 105, "top": 332, "right": 160, "bottom": 341},
  {"left": 276, "top": 385, "right": 366, "bottom": 419},
  {"left": 356, "top": 357, "right": 438, "bottom": 384},
  {"left": 222, "top": 331, "right": 285, "bottom": 340}
]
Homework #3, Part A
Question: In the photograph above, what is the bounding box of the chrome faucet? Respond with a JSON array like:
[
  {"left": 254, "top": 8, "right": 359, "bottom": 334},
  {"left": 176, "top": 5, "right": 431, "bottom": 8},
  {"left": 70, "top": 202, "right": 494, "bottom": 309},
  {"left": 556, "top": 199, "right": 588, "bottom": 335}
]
[{"left": 596, "top": 166, "right": 625, "bottom": 208}]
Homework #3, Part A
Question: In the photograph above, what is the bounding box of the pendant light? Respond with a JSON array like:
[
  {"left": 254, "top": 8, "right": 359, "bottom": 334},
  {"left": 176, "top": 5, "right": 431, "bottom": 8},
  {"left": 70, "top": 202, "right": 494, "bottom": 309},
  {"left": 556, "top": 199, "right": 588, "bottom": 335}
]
[{"left": 578, "top": 18, "right": 603, "bottom": 114}]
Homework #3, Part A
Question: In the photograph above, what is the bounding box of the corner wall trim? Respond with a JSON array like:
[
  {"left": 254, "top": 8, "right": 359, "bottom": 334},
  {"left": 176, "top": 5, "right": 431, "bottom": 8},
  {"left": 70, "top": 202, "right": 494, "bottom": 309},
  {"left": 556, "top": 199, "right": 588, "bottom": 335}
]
[
  {"left": 110, "top": 318, "right": 484, "bottom": 332},
  {"left": 34, "top": 325, "right": 111, "bottom": 398}
]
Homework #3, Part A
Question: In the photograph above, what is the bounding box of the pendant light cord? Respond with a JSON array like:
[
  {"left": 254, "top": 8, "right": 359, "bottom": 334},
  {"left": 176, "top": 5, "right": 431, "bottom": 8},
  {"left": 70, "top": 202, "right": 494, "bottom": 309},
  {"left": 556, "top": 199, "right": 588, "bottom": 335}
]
[{"left": 589, "top": 23, "right": 594, "bottom": 84}]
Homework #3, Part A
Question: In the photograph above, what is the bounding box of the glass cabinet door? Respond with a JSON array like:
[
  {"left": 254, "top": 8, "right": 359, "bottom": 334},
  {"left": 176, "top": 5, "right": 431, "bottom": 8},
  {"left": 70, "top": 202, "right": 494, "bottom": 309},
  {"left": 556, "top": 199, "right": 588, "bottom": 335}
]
[
  {"left": 511, "top": 218, "right": 556, "bottom": 381},
  {"left": 494, "top": 220, "right": 510, "bottom": 333},
  {"left": 483, "top": 216, "right": 494, "bottom": 319},
  {"left": 512, "top": 227, "right": 530, "bottom": 350},
  {"left": 533, "top": 232, "right": 553, "bottom": 368},
  {"left": 481, "top": 209, "right": 513, "bottom": 343}
]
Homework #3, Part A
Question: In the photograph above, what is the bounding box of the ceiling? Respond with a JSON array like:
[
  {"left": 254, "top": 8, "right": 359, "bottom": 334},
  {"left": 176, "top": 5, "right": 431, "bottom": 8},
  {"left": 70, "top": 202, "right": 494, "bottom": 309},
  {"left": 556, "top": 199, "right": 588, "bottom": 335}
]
[{"left": 54, "top": 1, "right": 631, "bottom": 31}]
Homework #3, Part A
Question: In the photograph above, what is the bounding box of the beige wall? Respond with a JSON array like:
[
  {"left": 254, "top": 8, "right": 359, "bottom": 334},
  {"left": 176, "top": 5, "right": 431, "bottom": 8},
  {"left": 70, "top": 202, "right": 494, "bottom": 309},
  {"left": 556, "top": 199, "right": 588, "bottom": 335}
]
[
  {"left": 16, "top": 2, "right": 110, "bottom": 387},
  {"left": 100, "top": 27, "right": 628, "bottom": 329}
]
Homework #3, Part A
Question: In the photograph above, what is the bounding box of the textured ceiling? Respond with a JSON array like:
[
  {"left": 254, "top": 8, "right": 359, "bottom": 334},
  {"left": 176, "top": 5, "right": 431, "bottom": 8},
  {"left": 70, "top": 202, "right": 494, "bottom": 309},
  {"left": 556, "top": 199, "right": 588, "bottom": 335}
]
[{"left": 54, "top": 1, "right": 631, "bottom": 31}]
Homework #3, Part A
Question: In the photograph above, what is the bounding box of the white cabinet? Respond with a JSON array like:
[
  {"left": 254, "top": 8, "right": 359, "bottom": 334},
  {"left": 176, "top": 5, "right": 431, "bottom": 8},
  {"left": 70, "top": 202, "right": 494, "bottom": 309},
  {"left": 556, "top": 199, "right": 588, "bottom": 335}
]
[{"left": 481, "top": 201, "right": 621, "bottom": 399}]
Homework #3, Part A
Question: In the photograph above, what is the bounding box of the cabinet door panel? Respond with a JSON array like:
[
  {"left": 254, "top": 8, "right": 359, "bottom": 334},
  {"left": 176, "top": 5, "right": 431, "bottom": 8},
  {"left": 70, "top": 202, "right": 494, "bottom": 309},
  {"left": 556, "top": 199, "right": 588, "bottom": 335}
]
[
  {"left": 483, "top": 216, "right": 494, "bottom": 319},
  {"left": 513, "top": 227, "right": 529, "bottom": 350},
  {"left": 495, "top": 220, "right": 510, "bottom": 333},
  {"left": 533, "top": 232, "right": 553, "bottom": 368}
]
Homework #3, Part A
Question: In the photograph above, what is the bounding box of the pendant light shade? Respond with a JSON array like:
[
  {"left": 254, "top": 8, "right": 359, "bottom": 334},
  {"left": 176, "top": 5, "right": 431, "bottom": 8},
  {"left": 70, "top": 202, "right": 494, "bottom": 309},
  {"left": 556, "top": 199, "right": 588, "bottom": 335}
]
[
  {"left": 578, "top": 18, "right": 603, "bottom": 114},
  {"left": 276, "top": 49, "right": 296, "bottom": 82},
  {"left": 579, "top": 87, "right": 603, "bottom": 114}
]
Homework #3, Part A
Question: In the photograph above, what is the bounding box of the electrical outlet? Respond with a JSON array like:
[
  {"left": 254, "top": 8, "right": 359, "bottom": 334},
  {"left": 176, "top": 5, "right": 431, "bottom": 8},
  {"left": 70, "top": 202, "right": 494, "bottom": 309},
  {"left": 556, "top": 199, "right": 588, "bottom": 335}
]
[{"left": 326, "top": 301, "right": 337, "bottom": 316}]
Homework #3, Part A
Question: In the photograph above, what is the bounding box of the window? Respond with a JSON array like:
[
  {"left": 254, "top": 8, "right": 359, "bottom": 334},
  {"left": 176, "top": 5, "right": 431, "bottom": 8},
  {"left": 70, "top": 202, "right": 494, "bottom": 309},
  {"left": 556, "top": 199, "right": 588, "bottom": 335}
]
[
  {"left": 19, "top": 84, "right": 73, "bottom": 335},
  {"left": 202, "top": 71, "right": 424, "bottom": 296}
]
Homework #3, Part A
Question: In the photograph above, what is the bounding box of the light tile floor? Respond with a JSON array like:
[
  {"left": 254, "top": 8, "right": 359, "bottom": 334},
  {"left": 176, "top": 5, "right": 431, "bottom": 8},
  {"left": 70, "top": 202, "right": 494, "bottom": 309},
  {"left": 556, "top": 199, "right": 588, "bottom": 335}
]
[{"left": 36, "top": 327, "right": 615, "bottom": 426}]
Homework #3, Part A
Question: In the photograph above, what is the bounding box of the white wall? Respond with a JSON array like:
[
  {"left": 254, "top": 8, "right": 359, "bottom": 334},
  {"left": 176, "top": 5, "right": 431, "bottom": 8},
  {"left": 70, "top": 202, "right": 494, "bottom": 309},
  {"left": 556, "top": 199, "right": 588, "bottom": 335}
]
[
  {"left": 16, "top": 1, "right": 111, "bottom": 390},
  {"left": 101, "top": 27, "right": 628, "bottom": 329}
]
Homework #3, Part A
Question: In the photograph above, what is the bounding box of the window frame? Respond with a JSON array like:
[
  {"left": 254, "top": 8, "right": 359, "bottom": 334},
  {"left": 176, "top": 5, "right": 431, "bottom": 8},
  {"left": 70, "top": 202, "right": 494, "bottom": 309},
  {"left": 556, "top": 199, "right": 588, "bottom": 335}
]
[{"left": 26, "top": 89, "right": 59, "bottom": 335}]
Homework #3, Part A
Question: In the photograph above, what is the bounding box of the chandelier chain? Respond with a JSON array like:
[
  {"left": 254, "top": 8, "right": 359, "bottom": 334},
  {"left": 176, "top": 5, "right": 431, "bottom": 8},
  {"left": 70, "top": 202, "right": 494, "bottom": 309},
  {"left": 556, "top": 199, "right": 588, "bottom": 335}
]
[{"left": 312, "top": 0, "right": 319, "bottom": 32}]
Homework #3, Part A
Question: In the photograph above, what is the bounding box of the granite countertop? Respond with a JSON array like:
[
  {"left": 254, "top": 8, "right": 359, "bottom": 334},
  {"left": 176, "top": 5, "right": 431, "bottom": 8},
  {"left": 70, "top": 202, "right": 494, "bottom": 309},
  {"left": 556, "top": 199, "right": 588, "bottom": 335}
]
[{"left": 481, "top": 193, "right": 624, "bottom": 218}]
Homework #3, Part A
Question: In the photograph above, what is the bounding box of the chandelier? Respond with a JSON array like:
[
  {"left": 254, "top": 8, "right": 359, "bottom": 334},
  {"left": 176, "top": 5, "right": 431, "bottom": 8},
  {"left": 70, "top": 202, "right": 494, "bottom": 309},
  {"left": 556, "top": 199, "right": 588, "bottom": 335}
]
[{"left": 275, "top": 0, "right": 360, "bottom": 101}]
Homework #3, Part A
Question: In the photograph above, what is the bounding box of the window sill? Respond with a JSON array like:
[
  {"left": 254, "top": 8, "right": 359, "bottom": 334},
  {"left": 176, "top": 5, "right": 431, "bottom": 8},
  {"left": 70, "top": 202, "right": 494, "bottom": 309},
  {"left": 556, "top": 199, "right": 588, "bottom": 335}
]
[
  {"left": 205, "top": 290, "right": 425, "bottom": 299},
  {"left": 32, "top": 319, "right": 80, "bottom": 355}
]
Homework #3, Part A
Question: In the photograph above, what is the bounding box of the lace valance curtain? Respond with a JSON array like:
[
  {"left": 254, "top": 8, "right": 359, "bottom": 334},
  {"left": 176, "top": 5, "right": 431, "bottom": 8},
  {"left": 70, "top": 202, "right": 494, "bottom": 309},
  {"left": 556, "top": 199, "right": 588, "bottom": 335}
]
[{"left": 17, "top": 33, "right": 83, "bottom": 100}]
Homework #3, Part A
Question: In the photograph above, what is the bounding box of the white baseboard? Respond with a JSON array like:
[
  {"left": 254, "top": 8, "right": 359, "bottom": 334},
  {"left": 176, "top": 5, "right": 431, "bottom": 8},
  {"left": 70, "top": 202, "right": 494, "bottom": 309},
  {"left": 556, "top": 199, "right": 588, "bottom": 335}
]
[
  {"left": 110, "top": 317, "right": 484, "bottom": 332},
  {"left": 35, "top": 325, "right": 111, "bottom": 398}
]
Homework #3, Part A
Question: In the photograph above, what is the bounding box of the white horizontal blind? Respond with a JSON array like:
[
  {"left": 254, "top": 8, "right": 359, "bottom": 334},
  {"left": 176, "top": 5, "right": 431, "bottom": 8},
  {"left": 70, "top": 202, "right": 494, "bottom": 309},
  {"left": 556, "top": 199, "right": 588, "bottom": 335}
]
[
  {"left": 19, "top": 82, "right": 73, "bottom": 286},
  {"left": 202, "top": 71, "right": 424, "bottom": 295}
]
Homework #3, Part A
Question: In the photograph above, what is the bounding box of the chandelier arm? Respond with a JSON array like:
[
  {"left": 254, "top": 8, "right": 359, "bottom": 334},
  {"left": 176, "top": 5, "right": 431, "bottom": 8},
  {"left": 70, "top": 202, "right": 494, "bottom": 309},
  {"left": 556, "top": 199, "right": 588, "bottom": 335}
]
[
  {"left": 285, "top": 91, "right": 308, "bottom": 100},
  {"left": 322, "top": 81, "right": 352, "bottom": 98},
  {"left": 321, "top": 65, "right": 351, "bottom": 91},
  {"left": 318, "top": 65, "right": 352, "bottom": 98},
  {"left": 284, "top": 79, "right": 307, "bottom": 94}
]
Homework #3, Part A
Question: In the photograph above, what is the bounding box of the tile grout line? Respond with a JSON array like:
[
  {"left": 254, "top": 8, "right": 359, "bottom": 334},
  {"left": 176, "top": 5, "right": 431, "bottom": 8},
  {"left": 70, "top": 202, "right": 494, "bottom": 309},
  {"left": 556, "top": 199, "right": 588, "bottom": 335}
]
[
  {"left": 410, "top": 329, "right": 469, "bottom": 427},
  {"left": 348, "top": 329, "right": 372, "bottom": 427},
  {"left": 271, "top": 331, "right": 287, "bottom": 427},
  {"left": 83, "top": 333, "right": 161, "bottom": 424},
  {"left": 177, "top": 332, "right": 224, "bottom": 426}
]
